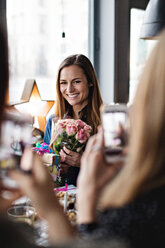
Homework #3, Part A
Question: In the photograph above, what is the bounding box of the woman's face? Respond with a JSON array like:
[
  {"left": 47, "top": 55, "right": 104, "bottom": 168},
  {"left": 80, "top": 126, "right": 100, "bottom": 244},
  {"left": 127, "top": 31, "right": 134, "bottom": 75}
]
[{"left": 59, "top": 65, "right": 91, "bottom": 110}]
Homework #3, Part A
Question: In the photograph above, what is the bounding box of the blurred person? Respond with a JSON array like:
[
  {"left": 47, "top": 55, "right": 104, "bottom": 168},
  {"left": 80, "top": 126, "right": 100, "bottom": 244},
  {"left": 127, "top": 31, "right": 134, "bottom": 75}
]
[
  {"left": 0, "top": 22, "right": 28, "bottom": 246},
  {"left": 0, "top": 24, "right": 8, "bottom": 127},
  {"left": 76, "top": 30, "right": 165, "bottom": 248},
  {"left": 0, "top": 24, "right": 21, "bottom": 210},
  {"left": 44, "top": 54, "right": 103, "bottom": 186}
]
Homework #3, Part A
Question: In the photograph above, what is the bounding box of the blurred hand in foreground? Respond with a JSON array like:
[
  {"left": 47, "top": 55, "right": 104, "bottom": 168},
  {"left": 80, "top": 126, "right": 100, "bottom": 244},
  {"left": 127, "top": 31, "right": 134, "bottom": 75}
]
[
  {"left": 9, "top": 149, "right": 75, "bottom": 244},
  {"left": 77, "top": 126, "right": 124, "bottom": 224}
]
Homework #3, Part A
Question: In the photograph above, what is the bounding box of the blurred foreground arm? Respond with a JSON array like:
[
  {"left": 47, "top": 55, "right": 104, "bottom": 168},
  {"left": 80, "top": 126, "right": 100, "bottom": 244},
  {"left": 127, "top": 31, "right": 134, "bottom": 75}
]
[
  {"left": 10, "top": 151, "right": 75, "bottom": 244},
  {"left": 77, "top": 127, "right": 123, "bottom": 224}
]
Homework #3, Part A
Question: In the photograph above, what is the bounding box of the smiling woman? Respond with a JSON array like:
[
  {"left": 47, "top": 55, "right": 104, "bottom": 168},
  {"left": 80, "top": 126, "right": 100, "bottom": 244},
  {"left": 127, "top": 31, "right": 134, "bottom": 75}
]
[
  {"left": 59, "top": 65, "right": 92, "bottom": 118},
  {"left": 44, "top": 54, "right": 103, "bottom": 185},
  {"left": 55, "top": 54, "right": 103, "bottom": 134}
]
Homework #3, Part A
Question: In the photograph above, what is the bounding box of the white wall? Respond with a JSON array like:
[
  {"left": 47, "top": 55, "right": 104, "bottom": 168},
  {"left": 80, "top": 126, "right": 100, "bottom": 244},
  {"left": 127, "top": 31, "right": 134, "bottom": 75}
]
[{"left": 99, "top": 0, "right": 115, "bottom": 104}]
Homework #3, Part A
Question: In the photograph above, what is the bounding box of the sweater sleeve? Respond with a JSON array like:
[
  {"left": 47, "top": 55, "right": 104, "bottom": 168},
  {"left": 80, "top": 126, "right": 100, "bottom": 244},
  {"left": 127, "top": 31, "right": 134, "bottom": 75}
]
[
  {"left": 44, "top": 114, "right": 55, "bottom": 145},
  {"left": 77, "top": 186, "right": 165, "bottom": 247}
]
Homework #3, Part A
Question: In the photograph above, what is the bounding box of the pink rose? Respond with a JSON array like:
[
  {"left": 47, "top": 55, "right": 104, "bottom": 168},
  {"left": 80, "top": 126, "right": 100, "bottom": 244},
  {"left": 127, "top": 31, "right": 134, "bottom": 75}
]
[
  {"left": 76, "top": 129, "right": 90, "bottom": 143},
  {"left": 55, "top": 120, "right": 66, "bottom": 134},
  {"left": 76, "top": 119, "right": 85, "bottom": 129},
  {"left": 66, "top": 124, "right": 77, "bottom": 136},
  {"left": 66, "top": 119, "right": 75, "bottom": 125},
  {"left": 83, "top": 124, "right": 92, "bottom": 133}
]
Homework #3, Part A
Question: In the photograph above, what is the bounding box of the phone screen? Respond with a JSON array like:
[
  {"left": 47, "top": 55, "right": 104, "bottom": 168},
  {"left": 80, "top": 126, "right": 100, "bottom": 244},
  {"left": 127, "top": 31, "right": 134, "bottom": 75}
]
[
  {"left": 0, "top": 112, "right": 33, "bottom": 187},
  {"left": 101, "top": 104, "right": 127, "bottom": 163}
]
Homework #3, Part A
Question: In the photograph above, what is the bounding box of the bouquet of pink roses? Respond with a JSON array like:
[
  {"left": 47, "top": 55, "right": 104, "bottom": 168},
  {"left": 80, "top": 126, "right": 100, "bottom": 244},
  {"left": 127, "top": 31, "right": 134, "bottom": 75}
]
[{"left": 51, "top": 119, "right": 92, "bottom": 154}]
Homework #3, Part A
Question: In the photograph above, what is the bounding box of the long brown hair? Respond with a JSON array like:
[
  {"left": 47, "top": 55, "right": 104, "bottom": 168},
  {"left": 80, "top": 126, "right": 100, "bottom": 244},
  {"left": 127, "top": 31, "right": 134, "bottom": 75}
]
[
  {"left": 54, "top": 54, "right": 103, "bottom": 134},
  {"left": 101, "top": 30, "right": 165, "bottom": 208},
  {"left": 0, "top": 24, "right": 9, "bottom": 127}
]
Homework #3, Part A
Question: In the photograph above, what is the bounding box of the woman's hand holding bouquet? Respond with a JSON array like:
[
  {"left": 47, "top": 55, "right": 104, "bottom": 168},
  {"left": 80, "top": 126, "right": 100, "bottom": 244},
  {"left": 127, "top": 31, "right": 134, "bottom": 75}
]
[{"left": 50, "top": 119, "right": 92, "bottom": 184}]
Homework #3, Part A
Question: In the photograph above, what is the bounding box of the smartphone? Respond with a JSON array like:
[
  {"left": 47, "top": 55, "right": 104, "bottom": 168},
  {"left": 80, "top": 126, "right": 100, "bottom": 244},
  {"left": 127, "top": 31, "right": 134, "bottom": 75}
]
[
  {"left": 101, "top": 104, "right": 128, "bottom": 163},
  {"left": 0, "top": 111, "right": 33, "bottom": 187}
]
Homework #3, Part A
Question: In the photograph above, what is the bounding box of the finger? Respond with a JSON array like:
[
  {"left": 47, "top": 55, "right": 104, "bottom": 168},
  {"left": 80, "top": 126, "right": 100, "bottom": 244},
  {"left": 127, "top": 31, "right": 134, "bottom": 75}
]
[
  {"left": 20, "top": 147, "right": 33, "bottom": 171},
  {"left": 81, "top": 142, "right": 103, "bottom": 172},
  {"left": 59, "top": 149, "right": 67, "bottom": 162},
  {"left": 0, "top": 185, "right": 22, "bottom": 193},
  {"left": 83, "top": 132, "right": 103, "bottom": 161},
  {"left": 97, "top": 125, "right": 102, "bottom": 132},
  {"left": 0, "top": 190, "right": 22, "bottom": 201},
  {"left": 63, "top": 146, "right": 72, "bottom": 156},
  {"left": 9, "top": 170, "right": 34, "bottom": 191},
  {"left": 83, "top": 135, "right": 97, "bottom": 158},
  {"left": 61, "top": 155, "right": 71, "bottom": 165},
  {"left": 90, "top": 128, "right": 105, "bottom": 161},
  {"left": 6, "top": 191, "right": 22, "bottom": 203},
  {"left": 95, "top": 127, "right": 104, "bottom": 147},
  {"left": 60, "top": 148, "right": 79, "bottom": 163},
  {"left": 63, "top": 146, "right": 80, "bottom": 156},
  {"left": 32, "top": 153, "right": 50, "bottom": 182},
  {"left": 0, "top": 192, "right": 21, "bottom": 211},
  {"left": 63, "top": 153, "right": 81, "bottom": 166},
  {"left": 20, "top": 148, "right": 48, "bottom": 182}
]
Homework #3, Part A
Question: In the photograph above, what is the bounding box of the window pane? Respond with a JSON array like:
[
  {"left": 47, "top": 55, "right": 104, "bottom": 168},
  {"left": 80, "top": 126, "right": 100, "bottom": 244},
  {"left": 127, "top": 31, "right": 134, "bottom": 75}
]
[
  {"left": 129, "top": 8, "right": 157, "bottom": 103},
  {"left": 7, "top": 0, "right": 89, "bottom": 102}
]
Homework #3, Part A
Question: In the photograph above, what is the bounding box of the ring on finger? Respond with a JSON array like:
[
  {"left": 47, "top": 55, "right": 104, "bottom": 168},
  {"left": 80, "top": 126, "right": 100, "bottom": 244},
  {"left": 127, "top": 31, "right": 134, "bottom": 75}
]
[{"left": 91, "top": 145, "right": 103, "bottom": 152}]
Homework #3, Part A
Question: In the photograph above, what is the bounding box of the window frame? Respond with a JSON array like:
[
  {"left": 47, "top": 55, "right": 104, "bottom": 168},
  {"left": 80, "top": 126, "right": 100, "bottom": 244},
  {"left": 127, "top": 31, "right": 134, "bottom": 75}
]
[
  {"left": 114, "top": 0, "right": 149, "bottom": 103},
  {"left": 0, "top": 0, "right": 6, "bottom": 25}
]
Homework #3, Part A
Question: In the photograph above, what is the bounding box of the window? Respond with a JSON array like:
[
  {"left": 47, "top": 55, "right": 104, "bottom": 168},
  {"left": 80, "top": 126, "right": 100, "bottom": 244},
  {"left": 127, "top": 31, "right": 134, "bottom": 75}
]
[
  {"left": 129, "top": 8, "right": 157, "bottom": 102},
  {"left": 7, "top": 0, "right": 89, "bottom": 102},
  {"left": 39, "top": 0, "right": 44, "bottom": 7}
]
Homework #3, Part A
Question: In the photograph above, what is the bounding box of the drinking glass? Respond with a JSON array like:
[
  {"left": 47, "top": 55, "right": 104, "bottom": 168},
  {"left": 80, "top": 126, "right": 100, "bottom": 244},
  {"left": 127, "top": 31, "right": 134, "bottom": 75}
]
[{"left": 7, "top": 205, "right": 36, "bottom": 226}]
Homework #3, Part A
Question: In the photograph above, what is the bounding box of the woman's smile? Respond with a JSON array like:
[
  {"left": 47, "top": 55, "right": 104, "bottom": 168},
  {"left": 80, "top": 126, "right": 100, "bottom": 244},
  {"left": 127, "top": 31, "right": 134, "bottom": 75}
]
[{"left": 67, "top": 93, "right": 79, "bottom": 98}]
